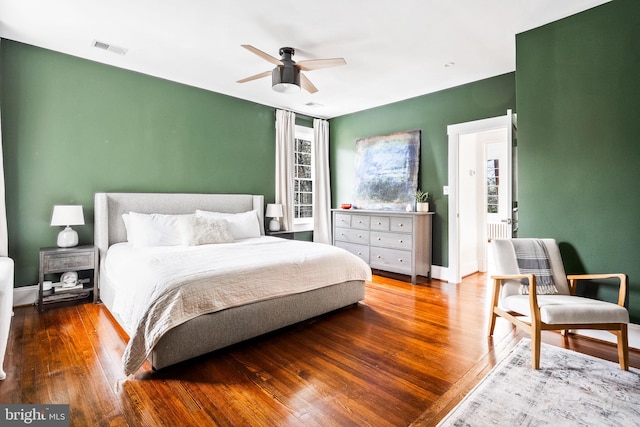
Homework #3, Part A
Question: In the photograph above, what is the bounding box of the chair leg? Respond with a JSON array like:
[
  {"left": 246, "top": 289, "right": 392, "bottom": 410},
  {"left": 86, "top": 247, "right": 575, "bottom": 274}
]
[
  {"left": 531, "top": 325, "right": 541, "bottom": 370},
  {"left": 617, "top": 325, "right": 629, "bottom": 371},
  {"left": 488, "top": 310, "right": 498, "bottom": 337}
]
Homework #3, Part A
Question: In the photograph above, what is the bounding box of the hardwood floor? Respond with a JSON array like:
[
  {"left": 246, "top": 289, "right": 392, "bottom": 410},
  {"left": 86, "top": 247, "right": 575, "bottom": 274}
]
[{"left": 1, "top": 272, "right": 638, "bottom": 426}]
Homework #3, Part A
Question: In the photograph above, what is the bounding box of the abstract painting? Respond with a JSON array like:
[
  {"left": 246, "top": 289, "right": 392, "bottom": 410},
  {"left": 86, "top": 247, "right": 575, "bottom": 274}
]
[{"left": 353, "top": 130, "right": 420, "bottom": 210}]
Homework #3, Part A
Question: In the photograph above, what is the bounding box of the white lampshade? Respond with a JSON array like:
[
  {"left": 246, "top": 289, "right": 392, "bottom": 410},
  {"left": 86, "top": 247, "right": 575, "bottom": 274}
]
[
  {"left": 265, "top": 203, "right": 284, "bottom": 232},
  {"left": 51, "top": 205, "right": 84, "bottom": 247},
  {"left": 51, "top": 205, "right": 85, "bottom": 227},
  {"left": 265, "top": 203, "right": 283, "bottom": 218}
]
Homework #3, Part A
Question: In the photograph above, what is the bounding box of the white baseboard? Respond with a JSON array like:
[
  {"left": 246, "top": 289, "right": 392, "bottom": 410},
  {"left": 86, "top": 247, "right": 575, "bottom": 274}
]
[
  {"left": 13, "top": 284, "right": 38, "bottom": 307},
  {"left": 574, "top": 325, "right": 640, "bottom": 351},
  {"left": 430, "top": 265, "right": 448, "bottom": 282}
]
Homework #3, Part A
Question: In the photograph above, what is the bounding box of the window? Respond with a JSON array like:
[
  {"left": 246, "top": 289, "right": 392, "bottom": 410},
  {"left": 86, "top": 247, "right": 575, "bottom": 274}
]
[
  {"left": 487, "top": 158, "right": 499, "bottom": 213},
  {"left": 293, "top": 126, "right": 314, "bottom": 230}
]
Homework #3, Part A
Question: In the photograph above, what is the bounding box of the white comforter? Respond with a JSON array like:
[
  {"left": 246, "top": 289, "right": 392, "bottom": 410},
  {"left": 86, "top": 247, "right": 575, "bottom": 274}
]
[{"left": 104, "top": 236, "right": 371, "bottom": 375}]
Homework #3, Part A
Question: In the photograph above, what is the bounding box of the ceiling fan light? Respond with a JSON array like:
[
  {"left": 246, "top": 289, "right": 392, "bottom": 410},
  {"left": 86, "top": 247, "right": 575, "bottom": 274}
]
[
  {"left": 272, "top": 66, "right": 300, "bottom": 93},
  {"left": 273, "top": 82, "right": 300, "bottom": 94}
]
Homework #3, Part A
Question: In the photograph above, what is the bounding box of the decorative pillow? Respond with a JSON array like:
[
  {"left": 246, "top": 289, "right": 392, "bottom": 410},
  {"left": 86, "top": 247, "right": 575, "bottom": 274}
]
[
  {"left": 126, "top": 212, "right": 193, "bottom": 247},
  {"left": 181, "top": 216, "right": 234, "bottom": 245},
  {"left": 195, "top": 209, "right": 261, "bottom": 240}
]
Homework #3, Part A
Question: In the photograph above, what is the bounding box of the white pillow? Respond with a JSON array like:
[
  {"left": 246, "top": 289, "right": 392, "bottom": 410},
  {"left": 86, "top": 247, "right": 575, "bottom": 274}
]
[
  {"left": 126, "top": 212, "right": 193, "bottom": 247},
  {"left": 195, "top": 209, "right": 261, "bottom": 240},
  {"left": 181, "top": 216, "right": 234, "bottom": 245}
]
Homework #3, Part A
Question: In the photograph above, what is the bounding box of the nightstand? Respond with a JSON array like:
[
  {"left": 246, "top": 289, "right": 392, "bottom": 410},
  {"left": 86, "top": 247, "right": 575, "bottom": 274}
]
[
  {"left": 38, "top": 245, "right": 99, "bottom": 312},
  {"left": 266, "top": 230, "right": 295, "bottom": 240}
]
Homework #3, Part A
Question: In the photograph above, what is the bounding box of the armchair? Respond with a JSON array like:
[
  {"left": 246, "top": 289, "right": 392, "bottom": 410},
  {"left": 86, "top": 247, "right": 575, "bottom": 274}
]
[
  {"left": 488, "top": 239, "right": 629, "bottom": 370},
  {"left": 0, "top": 256, "right": 14, "bottom": 380}
]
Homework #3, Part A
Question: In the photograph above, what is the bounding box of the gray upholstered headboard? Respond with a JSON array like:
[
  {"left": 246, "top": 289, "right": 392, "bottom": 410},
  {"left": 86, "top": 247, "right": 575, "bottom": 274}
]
[{"left": 94, "top": 192, "right": 265, "bottom": 262}]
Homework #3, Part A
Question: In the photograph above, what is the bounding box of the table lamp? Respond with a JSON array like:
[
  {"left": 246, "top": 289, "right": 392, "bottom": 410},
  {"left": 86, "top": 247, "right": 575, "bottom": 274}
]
[
  {"left": 51, "top": 205, "right": 85, "bottom": 247},
  {"left": 265, "top": 203, "right": 284, "bottom": 232}
]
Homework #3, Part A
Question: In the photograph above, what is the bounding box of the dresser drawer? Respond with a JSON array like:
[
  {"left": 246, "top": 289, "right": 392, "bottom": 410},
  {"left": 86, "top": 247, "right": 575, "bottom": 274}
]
[
  {"left": 334, "top": 241, "right": 369, "bottom": 263},
  {"left": 370, "top": 231, "right": 413, "bottom": 251},
  {"left": 334, "top": 227, "right": 370, "bottom": 245},
  {"left": 370, "top": 216, "right": 390, "bottom": 231},
  {"left": 370, "top": 247, "right": 412, "bottom": 275},
  {"left": 350, "top": 215, "right": 370, "bottom": 230},
  {"left": 390, "top": 216, "right": 413, "bottom": 232},
  {"left": 334, "top": 213, "right": 351, "bottom": 228},
  {"left": 42, "top": 252, "right": 95, "bottom": 272}
]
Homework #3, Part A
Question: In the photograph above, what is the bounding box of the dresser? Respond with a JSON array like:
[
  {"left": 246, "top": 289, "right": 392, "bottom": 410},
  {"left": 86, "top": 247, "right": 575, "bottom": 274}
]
[{"left": 332, "top": 209, "right": 432, "bottom": 284}]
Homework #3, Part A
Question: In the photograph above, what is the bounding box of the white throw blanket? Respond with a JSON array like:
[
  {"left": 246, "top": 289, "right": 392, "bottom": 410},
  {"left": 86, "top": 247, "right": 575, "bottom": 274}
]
[{"left": 104, "top": 237, "right": 371, "bottom": 375}]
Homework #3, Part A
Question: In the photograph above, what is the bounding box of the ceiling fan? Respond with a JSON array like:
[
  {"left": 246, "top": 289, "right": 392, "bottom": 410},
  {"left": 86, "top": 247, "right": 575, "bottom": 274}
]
[{"left": 237, "top": 45, "right": 346, "bottom": 94}]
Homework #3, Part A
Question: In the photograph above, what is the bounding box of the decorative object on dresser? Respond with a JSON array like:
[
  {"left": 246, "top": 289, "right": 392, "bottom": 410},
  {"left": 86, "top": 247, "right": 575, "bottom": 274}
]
[
  {"left": 265, "top": 203, "right": 284, "bottom": 232},
  {"left": 353, "top": 130, "right": 421, "bottom": 211},
  {"left": 38, "top": 245, "right": 99, "bottom": 312},
  {"left": 332, "top": 209, "right": 432, "bottom": 284},
  {"left": 414, "top": 189, "right": 430, "bottom": 212},
  {"left": 50, "top": 205, "right": 85, "bottom": 247}
]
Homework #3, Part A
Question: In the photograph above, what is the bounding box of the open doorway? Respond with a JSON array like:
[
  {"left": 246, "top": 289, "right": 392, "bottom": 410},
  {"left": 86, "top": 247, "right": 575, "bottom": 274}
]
[{"left": 447, "top": 111, "right": 517, "bottom": 283}]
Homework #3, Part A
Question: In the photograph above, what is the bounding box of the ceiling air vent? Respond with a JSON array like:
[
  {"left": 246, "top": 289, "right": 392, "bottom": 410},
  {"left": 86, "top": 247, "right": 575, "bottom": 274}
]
[{"left": 92, "top": 40, "right": 128, "bottom": 55}]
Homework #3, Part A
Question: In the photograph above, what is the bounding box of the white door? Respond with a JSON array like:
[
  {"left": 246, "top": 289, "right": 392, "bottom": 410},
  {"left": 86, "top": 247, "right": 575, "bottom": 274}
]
[
  {"left": 447, "top": 110, "right": 516, "bottom": 283},
  {"left": 485, "top": 127, "right": 513, "bottom": 242}
]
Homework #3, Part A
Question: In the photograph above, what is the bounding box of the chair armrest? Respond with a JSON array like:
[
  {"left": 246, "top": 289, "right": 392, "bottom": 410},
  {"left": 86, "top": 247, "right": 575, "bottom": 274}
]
[
  {"left": 566, "top": 273, "right": 627, "bottom": 306},
  {"left": 491, "top": 274, "right": 540, "bottom": 316}
]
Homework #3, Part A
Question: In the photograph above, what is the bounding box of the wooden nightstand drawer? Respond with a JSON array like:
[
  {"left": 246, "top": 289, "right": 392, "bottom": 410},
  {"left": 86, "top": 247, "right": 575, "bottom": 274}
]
[
  {"left": 43, "top": 252, "right": 95, "bottom": 272},
  {"left": 38, "top": 245, "right": 99, "bottom": 311}
]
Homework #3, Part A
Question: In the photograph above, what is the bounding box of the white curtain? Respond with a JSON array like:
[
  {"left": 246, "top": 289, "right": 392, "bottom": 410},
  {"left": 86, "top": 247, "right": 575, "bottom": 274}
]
[
  {"left": 0, "top": 40, "right": 7, "bottom": 257},
  {"left": 313, "top": 118, "right": 332, "bottom": 244},
  {"left": 275, "top": 109, "right": 295, "bottom": 231}
]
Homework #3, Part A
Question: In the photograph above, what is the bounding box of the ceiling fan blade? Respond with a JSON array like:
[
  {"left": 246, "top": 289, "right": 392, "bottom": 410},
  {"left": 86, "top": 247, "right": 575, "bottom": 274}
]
[
  {"left": 300, "top": 73, "right": 318, "bottom": 94},
  {"left": 236, "top": 70, "right": 272, "bottom": 83},
  {"left": 296, "top": 58, "right": 346, "bottom": 71},
  {"left": 241, "top": 45, "right": 283, "bottom": 66}
]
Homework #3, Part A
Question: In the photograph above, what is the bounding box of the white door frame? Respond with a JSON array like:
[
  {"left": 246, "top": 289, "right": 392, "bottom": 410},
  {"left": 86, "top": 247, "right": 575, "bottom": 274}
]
[{"left": 447, "top": 111, "right": 513, "bottom": 284}]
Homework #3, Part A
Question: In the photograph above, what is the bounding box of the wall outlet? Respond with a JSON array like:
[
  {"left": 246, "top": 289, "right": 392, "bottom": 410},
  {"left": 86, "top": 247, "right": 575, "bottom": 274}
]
[{"left": 443, "top": 186, "right": 450, "bottom": 195}]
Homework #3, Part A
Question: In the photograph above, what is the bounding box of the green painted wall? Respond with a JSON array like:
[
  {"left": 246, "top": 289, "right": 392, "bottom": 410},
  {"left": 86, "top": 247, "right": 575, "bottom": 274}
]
[
  {"left": 330, "top": 74, "right": 516, "bottom": 266},
  {"left": 1, "top": 41, "right": 276, "bottom": 287},
  {"left": 516, "top": 0, "right": 640, "bottom": 322}
]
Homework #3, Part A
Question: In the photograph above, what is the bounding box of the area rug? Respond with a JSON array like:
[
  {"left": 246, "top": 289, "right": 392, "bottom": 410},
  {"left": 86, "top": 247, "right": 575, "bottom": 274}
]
[{"left": 437, "top": 339, "right": 640, "bottom": 426}]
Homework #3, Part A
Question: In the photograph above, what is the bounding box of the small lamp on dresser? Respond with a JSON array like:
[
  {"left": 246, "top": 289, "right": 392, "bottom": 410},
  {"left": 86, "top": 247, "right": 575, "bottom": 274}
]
[
  {"left": 265, "top": 203, "right": 284, "bottom": 232},
  {"left": 51, "top": 205, "right": 85, "bottom": 248}
]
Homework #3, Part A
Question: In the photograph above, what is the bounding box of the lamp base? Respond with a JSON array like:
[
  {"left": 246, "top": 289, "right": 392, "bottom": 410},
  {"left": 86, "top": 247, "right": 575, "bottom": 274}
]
[
  {"left": 57, "top": 226, "right": 78, "bottom": 248},
  {"left": 269, "top": 218, "right": 281, "bottom": 232}
]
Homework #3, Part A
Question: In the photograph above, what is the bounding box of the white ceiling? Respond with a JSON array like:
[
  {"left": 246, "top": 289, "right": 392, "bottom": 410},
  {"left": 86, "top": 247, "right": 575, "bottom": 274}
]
[{"left": 0, "top": 0, "right": 610, "bottom": 119}]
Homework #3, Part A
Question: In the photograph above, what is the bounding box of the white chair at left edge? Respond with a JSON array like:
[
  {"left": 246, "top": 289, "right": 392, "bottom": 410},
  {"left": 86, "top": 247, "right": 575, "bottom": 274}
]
[
  {"left": 51, "top": 205, "right": 85, "bottom": 247},
  {"left": 0, "top": 257, "right": 14, "bottom": 380}
]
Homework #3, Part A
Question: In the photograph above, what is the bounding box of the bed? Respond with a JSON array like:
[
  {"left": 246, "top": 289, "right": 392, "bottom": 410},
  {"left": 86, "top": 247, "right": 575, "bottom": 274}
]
[{"left": 94, "top": 192, "right": 370, "bottom": 375}]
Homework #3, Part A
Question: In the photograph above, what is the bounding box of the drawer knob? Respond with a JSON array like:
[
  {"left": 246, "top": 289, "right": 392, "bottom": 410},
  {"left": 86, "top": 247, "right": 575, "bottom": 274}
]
[
  {"left": 377, "top": 237, "right": 381, "bottom": 241},
  {"left": 398, "top": 259, "right": 404, "bottom": 262},
  {"left": 399, "top": 240, "right": 404, "bottom": 243},
  {"left": 377, "top": 255, "right": 381, "bottom": 259},
  {"left": 357, "top": 220, "right": 362, "bottom": 223},
  {"left": 377, "top": 222, "right": 382, "bottom": 225},
  {"left": 358, "top": 235, "right": 362, "bottom": 238},
  {"left": 398, "top": 223, "right": 404, "bottom": 227},
  {"left": 357, "top": 252, "right": 362, "bottom": 255}
]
